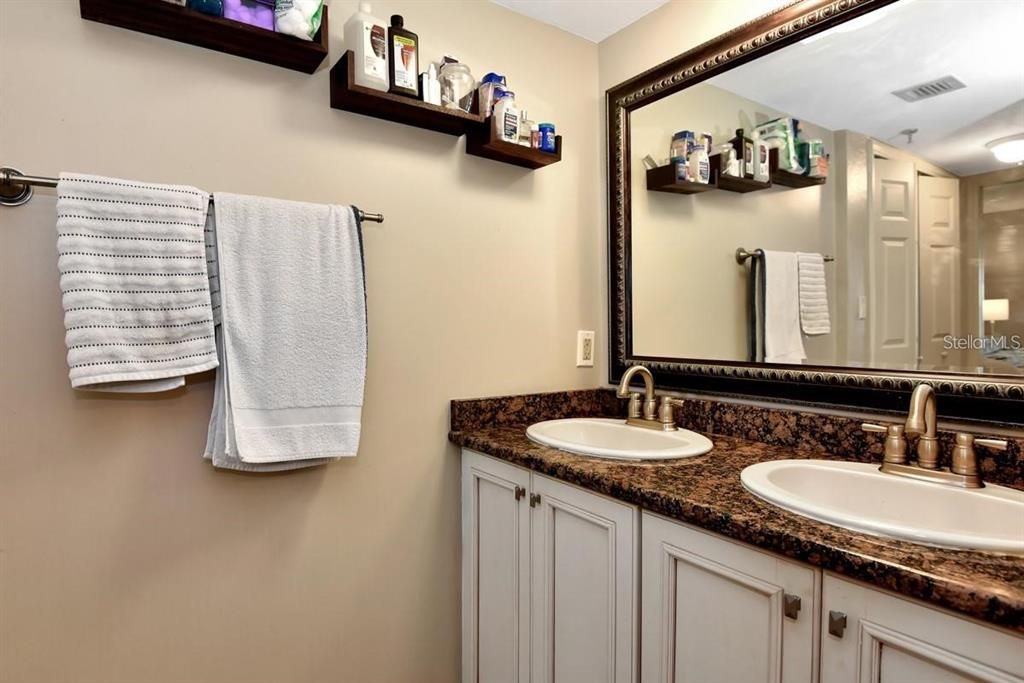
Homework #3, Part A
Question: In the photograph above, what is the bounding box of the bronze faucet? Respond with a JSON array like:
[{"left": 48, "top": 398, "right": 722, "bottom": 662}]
[
  {"left": 616, "top": 365, "right": 681, "bottom": 431},
  {"left": 862, "top": 383, "right": 1007, "bottom": 489}
]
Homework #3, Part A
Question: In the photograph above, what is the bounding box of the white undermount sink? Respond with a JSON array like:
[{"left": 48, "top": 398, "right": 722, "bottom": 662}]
[
  {"left": 526, "top": 418, "right": 713, "bottom": 461},
  {"left": 741, "top": 459, "right": 1024, "bottom": 553}
]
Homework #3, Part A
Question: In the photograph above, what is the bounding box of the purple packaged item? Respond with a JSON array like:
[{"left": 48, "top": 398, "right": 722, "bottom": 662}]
[{"left": 223, "top": 0, "right": 275, "bottom": 31}]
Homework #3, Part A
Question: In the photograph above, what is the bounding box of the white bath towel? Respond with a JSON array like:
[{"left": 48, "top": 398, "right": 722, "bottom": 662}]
[
  {"left": 56, "top": 173, "right": 218, "bottom": 392},
  {"left": 762, "top": 251, "right": 807, "bottom": 364},
  {"left": 797, "top": 252, "right": 831, "bottom": 336},
  {"left": 204, "top": 193, "right": 366, "bottom": 471}
]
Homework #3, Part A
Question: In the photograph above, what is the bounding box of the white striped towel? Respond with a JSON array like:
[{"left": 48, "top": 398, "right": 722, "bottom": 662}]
[
  {"left": 797, "top": 252, "right": 831, "bottom": 336},
  {"left": 56, "top": 173, "right": 219, "bottom": 391}
]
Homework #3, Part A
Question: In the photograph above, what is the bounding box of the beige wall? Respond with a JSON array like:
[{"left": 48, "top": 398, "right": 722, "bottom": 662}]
[
  {"left": 630, "top": 82, "right": 837, "bottom": 363},
  {"left": 0, "top": 2, "right": 600, "bottom": 681},
  {"left": 596, "top": 0, "right": 793, "bottom": 382}
]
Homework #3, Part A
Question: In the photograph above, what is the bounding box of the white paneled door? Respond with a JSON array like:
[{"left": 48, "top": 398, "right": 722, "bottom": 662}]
[
  {"left": 530, "top": 473, "right": 638, "bottom": 683},
  {"left": 918, "top": 175, "right": 962, "bottom": 368},
  {"left": 869, "top": 157, "right": 919, "bottom": 369},
  {"left": 641, "top": 513, "right": 819, "bottom": 683},
  {"left": 462, "top": 451, "right": 531, "bottom": 683}
]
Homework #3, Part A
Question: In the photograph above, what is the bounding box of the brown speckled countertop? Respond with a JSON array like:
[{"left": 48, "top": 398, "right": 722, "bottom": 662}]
[{"left": 449, "top": 389, "right": 1024, "bottom": 632}]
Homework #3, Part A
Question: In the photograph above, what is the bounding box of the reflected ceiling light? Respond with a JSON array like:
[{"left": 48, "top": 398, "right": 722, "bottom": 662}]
[
  {"left": 986, "top": 134, "right": 1024, "bottom": 164},
  {"left": 799, "top": 0, "right": 909, "bottom": 44}
]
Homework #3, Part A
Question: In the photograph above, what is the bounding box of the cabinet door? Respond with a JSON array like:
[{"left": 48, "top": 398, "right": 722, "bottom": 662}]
[
  {"left": 530, "top": 473, "right": 639, "bottom": 683},
  {"left": 641, "top": 512, "right": 819, "bottom": 683},
  {"left": 462, "top": 450, "right": 531, "bottom": 683},
  {"left": 821, "top": 573, "right": 1024, "bottom": 683}
]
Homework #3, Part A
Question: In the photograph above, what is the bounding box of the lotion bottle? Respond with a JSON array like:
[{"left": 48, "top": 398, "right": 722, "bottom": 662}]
[
  {"left": 343, "top": 2, "right": 388, "bottom": 92},
  {"left": 492, "top": 91, "right": 520, "bottom": 144}
]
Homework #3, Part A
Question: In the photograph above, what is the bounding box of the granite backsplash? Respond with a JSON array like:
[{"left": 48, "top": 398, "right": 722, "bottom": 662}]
[{"left": 449, "top": 388, "right": 1024, "bottom": 488}]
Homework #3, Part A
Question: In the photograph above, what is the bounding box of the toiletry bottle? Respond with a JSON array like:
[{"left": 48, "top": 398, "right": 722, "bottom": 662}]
[
  {"left": 478, "top": 73, "right": 507, "bottom": 118},
  {"left": 752, "top": 132, "right": 770, "bottom": 182},
  {"left": 493, "top": 91, "right": 521, "bottom": 144},
  {"left": 731, "top": 128, "right": 753, "bottom": 179},
  {"left": 344, "top": 2, "right": 388, "bottom": 92},
  {"left": 538, "top": 123, "right": 556, "bottom": 153},
  {"left": 518, "top": 110, "right": 536, "bottom": 147},
  {"left": 387, "top": 15, "right": 419, "bottom": 98},
  {"left": 670, "top": 131, "right": 691, "bottom": 182},
  {"left": 530, "top": 120, "right": 541, "bottom": 149},
  {"left": 688, "top": 142, "right": 710, "bottom": 184}
]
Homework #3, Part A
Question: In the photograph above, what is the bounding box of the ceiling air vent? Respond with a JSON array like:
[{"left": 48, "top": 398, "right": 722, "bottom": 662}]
[{"left": 892, "top": 75, "right": 967, "bottom": 103}]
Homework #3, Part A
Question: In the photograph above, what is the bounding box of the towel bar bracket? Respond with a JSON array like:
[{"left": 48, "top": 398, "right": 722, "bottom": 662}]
[{"left": 0, "top": 167, "right": 37, "bottom": 207}]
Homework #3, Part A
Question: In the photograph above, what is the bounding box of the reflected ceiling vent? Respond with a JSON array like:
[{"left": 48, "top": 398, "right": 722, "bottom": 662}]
[{"left": 892, "top": 75, "right": 967, "bottom": 103}]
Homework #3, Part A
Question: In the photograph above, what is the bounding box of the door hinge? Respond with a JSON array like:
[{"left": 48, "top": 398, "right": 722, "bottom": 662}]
[
  {"left": 529, "top": 493, "right": 541, "bottom": 507},
  {"left": 514, "top": 485, "right": 526, "bottom": 501}
]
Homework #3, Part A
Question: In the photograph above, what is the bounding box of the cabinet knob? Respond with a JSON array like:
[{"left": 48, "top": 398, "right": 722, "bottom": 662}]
[
  {"left": 514, "top": 486, "right": 526, "bottom": 501},
  {"left": 529, "top": 493, "right": 541, "bottom": 508},
  {"left": 783, "top": 593, "right": 801, "bottom": 620},
  {"left": 828, "top": 610, "right": 847, "bottom": 638}
]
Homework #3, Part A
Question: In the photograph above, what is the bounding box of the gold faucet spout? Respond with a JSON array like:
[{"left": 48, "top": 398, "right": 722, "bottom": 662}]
[{"left": 905, "top": 384, "right": 940, "bottom": 469}]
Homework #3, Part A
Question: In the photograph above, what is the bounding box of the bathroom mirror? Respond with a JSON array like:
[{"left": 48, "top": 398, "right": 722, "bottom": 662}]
[{"left": 608, "top": 0, "right": 1024, "bottom": 423}]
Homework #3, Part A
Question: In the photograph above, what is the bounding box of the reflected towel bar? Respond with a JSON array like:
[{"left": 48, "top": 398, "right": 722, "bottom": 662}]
[
  {"left": 735, "top": 247, "right": 834, "bottom": 264},
  {"left": 0, "top": 166, "right": 384, "bottom": 223}
]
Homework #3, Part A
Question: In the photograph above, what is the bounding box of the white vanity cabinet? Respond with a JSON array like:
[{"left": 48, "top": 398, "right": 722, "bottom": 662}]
[
  {"left": 820, "top": 573, "right": 1024, "bottom": 683},
  {"left": 640, "top": 512, "right": 820, "bottom": 683},
  {"left": 461, "top": 450, "right": 639, "bottom": 683}
]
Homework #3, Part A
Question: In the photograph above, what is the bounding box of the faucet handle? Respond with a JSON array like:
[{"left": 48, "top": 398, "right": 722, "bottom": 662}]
[
  {"left": 624, "top": 392, "right": 642, "bottom": 419},
  {"left": 862, "top": 422, "right": 907, "bottom": 465},
  {"left": 976, "top": 437, "right": 1009, "bottom": 452}
]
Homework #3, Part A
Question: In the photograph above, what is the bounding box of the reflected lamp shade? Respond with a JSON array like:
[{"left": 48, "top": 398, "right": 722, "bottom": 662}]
[{"left": 983, "top": 298, "right": 1010, "bottom": 322}]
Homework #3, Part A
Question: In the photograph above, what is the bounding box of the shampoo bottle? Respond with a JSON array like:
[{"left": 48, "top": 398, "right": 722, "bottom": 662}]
[
  {"left": 343, "top": 2, "right": 388, "bottom": 93},
  {"left": 387, "top": 15, "right": 419, "bottom": 98}
]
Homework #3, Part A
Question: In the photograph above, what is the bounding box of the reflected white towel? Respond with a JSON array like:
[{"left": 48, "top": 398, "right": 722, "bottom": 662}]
[
  {"left": 203, "top": 193, "right": 366, "bottom": 471},
  {"left": 56, "top": 173, "right": 218, "bottom": 392},
  {"left": 797, "top": 252, "right": 831, "bottom": 336},
  {"left": 763, "top": 251, "right": 807, "bottom": 364}
]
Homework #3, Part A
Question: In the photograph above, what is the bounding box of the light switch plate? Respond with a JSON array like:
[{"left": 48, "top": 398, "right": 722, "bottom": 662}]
[{"left": 576, "top": 330, "right": 595, "bottom": 367}]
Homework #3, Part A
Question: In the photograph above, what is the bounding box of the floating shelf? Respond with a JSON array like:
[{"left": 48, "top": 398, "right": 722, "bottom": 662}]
[
  {"left": 769, "top": 149, "right": 827, "bottom": 188},
  {"left": 329, "top": 51, "right": 485, "bottom": 136},
  {"left": 79, "top": 0, "right": 329, "bottom": 74},
  {"left": 709, "top": 155, "right": 771, "bottom": 193},
  {"left": 646, "top": 165, "right": 716, "bottom": 194},
  {"left": 466, "top": 123, "right": 561, "bottom": 169}
]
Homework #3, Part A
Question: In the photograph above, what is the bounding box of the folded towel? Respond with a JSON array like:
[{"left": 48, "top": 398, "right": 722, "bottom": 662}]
[
  {"left": 797, "top": 252, "right": 831, "bottom": 336},
  {"left": 56, "top": 173, "right": 218, "bottom": 391},
  {"left": 204, "top": 193, "right": 366, "bottom": 471},
  {"left": 762, "top": 251, "right": 807, "bottom": 364}
]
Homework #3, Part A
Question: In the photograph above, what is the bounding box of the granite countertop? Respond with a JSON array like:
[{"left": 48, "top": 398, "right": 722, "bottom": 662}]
[{"left": 449, "top": 391, "right": 1024, "bottom": 632}]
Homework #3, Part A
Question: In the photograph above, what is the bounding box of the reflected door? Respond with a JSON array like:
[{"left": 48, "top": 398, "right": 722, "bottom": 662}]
[
  {"left": 918, "top": 176, "right": 961, "bottom": 368},
  {"left": 869, "top": 158, "right": 919, "bottom": 368}
]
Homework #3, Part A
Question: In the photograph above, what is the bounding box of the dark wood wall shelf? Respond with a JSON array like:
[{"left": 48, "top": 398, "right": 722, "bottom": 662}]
[
  {"left": 79, "top": 0, "right": 329, "bottom": 74},
  {"left": 331, "top": 52, "right": 562, "bottom": 169},
  {"left": 709, "top": 155, "right": 771, "bottom": 193},
  {"left": 330, "top": 51, "right": 485, "bottom": 136},
  {"left": 769, "top": 149, "right": 826, "bottom": 188},
  {"left": 646, "top": 165, "right": 716, "bottom": 195},
  {"left": 466, "top": 124, "right": 561, "bottom": 169}
]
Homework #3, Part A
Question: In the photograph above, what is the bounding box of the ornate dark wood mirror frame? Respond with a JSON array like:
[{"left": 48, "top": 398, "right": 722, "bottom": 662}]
[{"left": 606, "top": 0, "right": 1024, "bottom": 425}]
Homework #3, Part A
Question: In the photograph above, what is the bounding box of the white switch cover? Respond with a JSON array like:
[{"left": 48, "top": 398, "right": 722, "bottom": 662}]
[{"left": 576, "top": 330, "right": 595, "bottom": 367}]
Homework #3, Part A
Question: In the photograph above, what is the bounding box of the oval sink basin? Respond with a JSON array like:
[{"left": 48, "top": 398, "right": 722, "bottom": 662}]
[
  {"left": 526, "top": 418, "right": 713, "bottom": 461},
  {"left": 741, "top": 460, "right": 1024, "bottom": 553}
]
